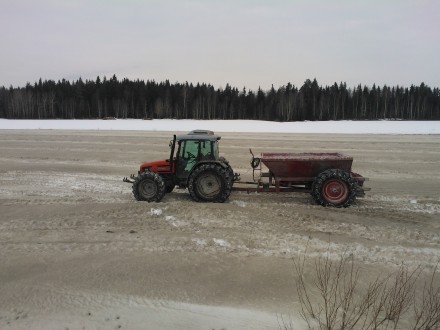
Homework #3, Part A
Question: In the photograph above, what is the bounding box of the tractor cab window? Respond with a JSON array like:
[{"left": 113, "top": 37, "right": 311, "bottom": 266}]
[
  {"left": 178, "top": 140, "right": 199, "bottom": 174},
  {"left": 180, "top": 140, "right": 199, "bottom": 160},
  {"left": 200, "top": 140, "right": 213, "bottom": 160},
  {"left": 176, "top": 139, "right": 217, "bottom": 179}
]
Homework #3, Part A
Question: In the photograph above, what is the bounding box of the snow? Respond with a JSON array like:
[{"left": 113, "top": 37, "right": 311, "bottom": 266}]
[
  {"left": 1, "top": 293, "right": 284, "bottom": 330},
  {"left": 0, "top": 119, "right": 439, "bottom": 134},
  {"left": 213, "top": 238, "right": 231, "bottom": 247},
  {"left": 231, "top": 200, "right": 247, "bottom": 208},
  {"left": 150, "top": 208, "right": 163, "bottom": 216},
  {"left": 192, "top": 238, "right": 207, "bottom": 246}
]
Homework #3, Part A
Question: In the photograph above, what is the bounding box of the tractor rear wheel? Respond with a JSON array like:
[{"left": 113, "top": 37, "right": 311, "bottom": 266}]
[
  {"left": 311, "top": 169, "right": 357, "bottom": 207},
  {"left": 220, "top": 157, "right": 234, "bottom": 185},
  {"left": 188, "top": 163, "right": 232, "bottom": 202},
  {"left": 132, "top": 171, "right": 166, "bottom": 202}
]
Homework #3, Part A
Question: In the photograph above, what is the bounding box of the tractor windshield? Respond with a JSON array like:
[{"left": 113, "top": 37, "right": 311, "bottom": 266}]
[{"left": 176, "top": 139, "right": 219, "bottom": 178}]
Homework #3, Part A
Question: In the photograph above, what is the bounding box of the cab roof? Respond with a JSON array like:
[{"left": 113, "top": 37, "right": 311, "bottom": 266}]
[{"left": 176, "top": 130, "right": 221, "bottom": 142}]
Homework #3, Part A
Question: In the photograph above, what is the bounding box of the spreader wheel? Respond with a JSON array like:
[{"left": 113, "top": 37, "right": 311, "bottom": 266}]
[
  {"left": 188, "top": 163, "right": 232, "bottom": 203},
  {"left": 312, "top": 169, "right": 358, "bottom": 207},
  {"left": 132, "top": 171, "right": 166, "bottom": 202}
]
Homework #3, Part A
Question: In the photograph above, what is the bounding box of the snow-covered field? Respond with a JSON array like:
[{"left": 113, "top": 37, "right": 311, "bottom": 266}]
[
  {"left": 0, "top": 126, "right": 439, "bottom": 329},
  {"left": 1, "top": 118, "right": 439, "bottom": 134}
]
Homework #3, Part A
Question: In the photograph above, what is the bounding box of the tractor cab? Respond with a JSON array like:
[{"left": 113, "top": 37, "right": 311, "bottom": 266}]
[{"left": 174, "top": 130, "right": 221, "bottom": 181}]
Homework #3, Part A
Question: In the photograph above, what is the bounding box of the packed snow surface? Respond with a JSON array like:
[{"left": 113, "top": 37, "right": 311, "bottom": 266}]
[
  {"left": 0, "top": 119, "right": 439, "bottom": 134},
  {"left": 1, "top": 129, "right": 439, "bottom": 330}
]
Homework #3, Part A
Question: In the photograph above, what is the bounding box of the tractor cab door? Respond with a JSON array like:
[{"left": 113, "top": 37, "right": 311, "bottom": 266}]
[{"left": 176, "top": 139, "right": 215, "bottom": 180}]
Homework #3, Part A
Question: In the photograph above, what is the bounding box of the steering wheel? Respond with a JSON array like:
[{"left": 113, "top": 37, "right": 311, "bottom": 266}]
[{"left": 186, "top": 152, "right": 196, "bottom": 159}]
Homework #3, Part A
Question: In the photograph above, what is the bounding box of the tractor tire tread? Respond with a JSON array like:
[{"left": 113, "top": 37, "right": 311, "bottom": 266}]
[
  {"left": 132, "top": 171, "right": 166, "bottom": 202},
  {"left": 188, "top": 163, "right": 232, "bottom": 203},
  {"left": 311, "top": 169, "right": 358, "bottom": 207}
]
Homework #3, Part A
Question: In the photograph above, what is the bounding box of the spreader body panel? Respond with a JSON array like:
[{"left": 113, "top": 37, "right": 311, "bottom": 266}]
[{"left": 261, "top": 153, "right": 353, "bottom": 180}]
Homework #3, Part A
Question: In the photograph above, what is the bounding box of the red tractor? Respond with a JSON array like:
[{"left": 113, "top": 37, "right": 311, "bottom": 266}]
[
  {"left": 123, "top": 130, "right": 235, "bottom": 203},
  {"left": 124, "top": 130, "right": 368, "bottom": 207}
]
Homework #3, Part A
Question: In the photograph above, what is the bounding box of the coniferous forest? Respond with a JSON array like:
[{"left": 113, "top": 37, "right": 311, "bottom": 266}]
[{"left": 0, "top": 76, "right": 439, "bottom": 121}]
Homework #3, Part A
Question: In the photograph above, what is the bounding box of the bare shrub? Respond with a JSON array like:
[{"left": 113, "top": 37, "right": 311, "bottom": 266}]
[
  {"left": 412, "top": 265, "right": 440, "bottom": 330},
  {"left": 286, "top": 250, "right": 440, "bottom": 330}
]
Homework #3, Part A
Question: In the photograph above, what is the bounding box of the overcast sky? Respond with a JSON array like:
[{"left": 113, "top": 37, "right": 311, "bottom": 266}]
[{"left": 1, "top": 0, "right": 439, "bottom": 90}]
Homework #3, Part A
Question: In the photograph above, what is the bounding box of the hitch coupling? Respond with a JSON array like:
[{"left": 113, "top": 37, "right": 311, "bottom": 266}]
[{"left": 123, "top": 174, "right": 136, "bottom": 184}]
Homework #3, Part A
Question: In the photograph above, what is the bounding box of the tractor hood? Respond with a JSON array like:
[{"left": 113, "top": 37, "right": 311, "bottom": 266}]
[{"left": 140, "top": 159, "right": 172, "bottom": 174}]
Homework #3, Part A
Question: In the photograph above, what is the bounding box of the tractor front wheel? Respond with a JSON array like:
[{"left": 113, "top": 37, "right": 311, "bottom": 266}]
[
  {"left": 132, "top": 171, "right": 166, "bottom": 202},
  {"left": 188, "top": 164, "right": 232, "bottom": 203},
  {"left": 311, "top": 169, "right": 357, "bottom": 207}
]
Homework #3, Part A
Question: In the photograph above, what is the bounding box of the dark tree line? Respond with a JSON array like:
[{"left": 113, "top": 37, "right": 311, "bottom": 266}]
[{"left": 0, "top": 76, "right": 439, "bottom": 121}]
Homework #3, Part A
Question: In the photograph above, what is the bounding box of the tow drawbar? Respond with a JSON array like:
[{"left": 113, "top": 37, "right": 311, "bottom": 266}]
[{"left": 123, "top": 174, "right": 136, "bottom": 184}]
